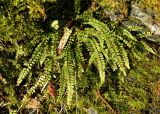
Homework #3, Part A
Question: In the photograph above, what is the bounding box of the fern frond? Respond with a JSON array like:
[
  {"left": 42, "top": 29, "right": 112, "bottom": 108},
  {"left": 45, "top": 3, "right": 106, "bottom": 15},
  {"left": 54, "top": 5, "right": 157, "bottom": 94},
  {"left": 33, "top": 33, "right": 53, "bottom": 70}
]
[
  {"left": 92, "top": 38, "right": 106, "bottom": 85},
  {"left": 121, "top": 28, "right": 137, "bottom": 41},
  {"left": 125, "top": 25, "right": 144, "bottom": 31},
  {"left": 75, "top": 43, "right": 85, "bottom": 78},
  {"left": 138, "top": 31, "right": 152, "bottom": 38},
  {"left": 22, "top": 58, "right": 52, "bottom": 103},
  {"left": 58, "top": 63, "right": 67, "bottom": 99},
  {"left": 110, "top": 38, "right": 126, "bottom": 75},
  {"left": 116, "top": 36, "right": 133, "bottom": 48},
  {"left": 40, "top": 47, "right": 48, "bottom": 65},
  {"left": 79, "top": 18, "right": 130, "bottom": 77},
  {"left": 65, "top": 46, "right": 76, "bottom": 105},
  {"left": 85, "top": 18, "right": 110, "bottom": 32},
  {"left": 80, "top": 34, "right": 106, "bottom": 84},
  {"left": 123, "top": 22, "right": 144, "bottom": 31},
  {"left": 74, "top": 0, "right": 81, "bottom": 14},
  {"left": 119, "top": 45, "right": 130, "bottom": 69},
  {"left": 49, "top": 33, "right": 59, "bottom": 57},
  {"left": 131, "top": 49, "right": 143, "bottom": 60},
  {"left": 140, "top": 41, "right": 155, "bottom": 54},
  {"left": 17, "top": 33, "right": 56, "bottom": 86},
  {"left": 58, "top": 41, "right": 76, "bottom": 105},
  {"left": 17, "top": 43, "right": 44, "bottom": 85}
]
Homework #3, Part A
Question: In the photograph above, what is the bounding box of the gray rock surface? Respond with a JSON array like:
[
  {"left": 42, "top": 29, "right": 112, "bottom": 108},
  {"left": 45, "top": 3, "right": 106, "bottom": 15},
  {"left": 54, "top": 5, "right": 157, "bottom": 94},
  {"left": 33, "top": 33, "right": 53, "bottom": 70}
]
[{"left": 131, "top": 5, "right": 160, "bottom": 35}]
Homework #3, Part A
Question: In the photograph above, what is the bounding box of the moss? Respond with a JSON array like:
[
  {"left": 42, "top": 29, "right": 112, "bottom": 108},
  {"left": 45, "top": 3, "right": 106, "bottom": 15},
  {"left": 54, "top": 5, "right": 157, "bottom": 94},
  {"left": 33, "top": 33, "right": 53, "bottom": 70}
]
[
  {"left": 0, "top": 0, "right": 160, "bottom": 113},
  {"left": 138, "top": 0, "right": 160, "bottom": 22}
]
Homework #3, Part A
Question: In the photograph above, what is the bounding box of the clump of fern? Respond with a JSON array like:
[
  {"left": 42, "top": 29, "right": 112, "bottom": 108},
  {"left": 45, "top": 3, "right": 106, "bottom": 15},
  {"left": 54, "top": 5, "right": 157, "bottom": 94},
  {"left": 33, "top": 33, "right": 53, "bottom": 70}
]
[
  {"left": 19, "top": 7, "right": 155, "bottom": 107},
  {"left": 1, "top": 0, "right": 158, "bottom": 113}
]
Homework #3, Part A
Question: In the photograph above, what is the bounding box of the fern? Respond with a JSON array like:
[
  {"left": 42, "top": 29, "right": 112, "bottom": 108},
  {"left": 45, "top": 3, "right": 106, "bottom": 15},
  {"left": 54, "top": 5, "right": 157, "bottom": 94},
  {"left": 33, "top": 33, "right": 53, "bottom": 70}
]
[
  {"left": 75, "top": 43, "right": 85, "bottom": 78},
  {"left": 65, "top": 46, "right": 76, "bottom": 105},
  {"left": 23, "top": 58, "right": 52, "bottom": 102},
  {"left": 74, "top": 0, "right": 81, "bottom": 15},
  {"left": 1, "top": 0, "right": 158, "bottom": 113},
  {"left": 17, "top": 43, "right": 44, "bottom": 85},
  {"left": 140, "top": 41, "right": 155, "bottom": 54},
  {"left": 81, "top": 18, "right": 130, "bottom": 76},
  {"left": 58, "top": 42, "right": 76, "bottom": 105},
  {"left": 16, "top": 15, "right": 156, "bottom": 110}
]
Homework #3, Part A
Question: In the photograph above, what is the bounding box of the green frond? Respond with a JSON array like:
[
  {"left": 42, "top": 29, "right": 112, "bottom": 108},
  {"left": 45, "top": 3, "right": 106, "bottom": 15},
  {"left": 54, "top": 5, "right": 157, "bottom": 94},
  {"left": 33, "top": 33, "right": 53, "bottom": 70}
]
[
  {"left": 17, "top": 43, "right": 44, "bottom": 86},
  {"left": 88, "top": 52, "right": 96, "bottom": 66},
  {"left": 85, "top": 28, "right": 106, "bottom": 49},
  {"left": 116, "top": 36, "right": 133, "bottom": 48},
  {"left": 113, "top": 38, "right": 130, "bottom": 69},
  {"left": 121, "top": 28, "right": 137, "bottom": 41},
  {"left": 104, "top": 35, "right": 118, "bottom": 71},
  {"left": 62, "top": 61, "right": 71, "bottom": 104},
  {"left": 92, "top": 38, "right": 106, "bottom": 85},
  {"left": 116, "top": 55, "right": 126, "bottom": 76},
  {"left": 58, "top": 43, "right": 76, "bottom": 105},
  {"left": 65, "top": 47, "right": 76, "bottom": 105},
  {"left": 140, "top": 41, "right": 156, "bottom": 54},
  {"left": 17, "top": 33, "right": 55, "bottom": 86},
  {"left": 111, "top": 38, "right": 126, "bottom": 75},
  {"left": 22, "top": 58, "right": 52, "bottom": 103},
  {"left": 48, "top": 33, "right": 58, "bottom": 57},
  {"left": 85, "top": 18, "right": 110, "bottom": 32},
  {"left": 39, "top": 47, "right": 48, "bottom": 65},
  {"left": 75, "top": 43, "right": 85, "bottom": 78},
  {"left": 119, "top": 45, "right": 130, "bottom": 69},
  {"left": 125, "top": 25, "right": 144, "bottom": 31},
  {"left": 58, "top": 64, "right": 67, "bottom": 99},
  {"left": 74, "top": 0, "right": 81, "bottom": 15},
  {"left": 79, "top": 18, "right": 130, "bottom": 76},
  {"left": 131, "top": 49, "right": 143, "bottom": 60},
  {"left": 80, "top": 35, "right": 106, "bottom": 84},
  {"left": 83, "top": 18, "right": 130, "bottom": 75},
  {"left": 138, "top": 31, "right": 152, "bottom": 38}
]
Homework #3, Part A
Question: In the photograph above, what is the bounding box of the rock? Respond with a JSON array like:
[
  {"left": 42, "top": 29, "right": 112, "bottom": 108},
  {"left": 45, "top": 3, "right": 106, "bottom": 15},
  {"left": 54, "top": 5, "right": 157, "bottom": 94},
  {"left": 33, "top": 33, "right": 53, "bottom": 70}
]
[{"left": 131, "top": 4, "right": 160, "bottom": 35}]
